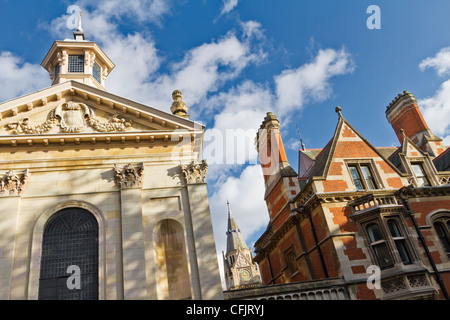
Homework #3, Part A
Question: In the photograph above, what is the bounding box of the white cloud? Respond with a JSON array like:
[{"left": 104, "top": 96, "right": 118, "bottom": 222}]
[
  {"left": 0, "top": 51, "right": 49, "bottom": 102},
  {"left": 221, "top": 0, "right": 240, "bottom": 15},
  {"left": 419, "top": 47, "right": 450, "bottom": 76},
  {"left": 418, "top": 47, "right": 450, "bottom": 144},
  {"left": 418, "top": 79, "right": 450, "bottom": 143},
  {"left": 274, "top": 47, "right": 355, "bottom": 116}
]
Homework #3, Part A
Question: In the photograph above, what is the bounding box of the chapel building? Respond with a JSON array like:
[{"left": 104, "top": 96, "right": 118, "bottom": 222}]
[
  {"left": 0, "top": 24, "right": 223, "bottom": 300},
  {"left": 253, "top": 91, "right": 450, "bottom": 300}
]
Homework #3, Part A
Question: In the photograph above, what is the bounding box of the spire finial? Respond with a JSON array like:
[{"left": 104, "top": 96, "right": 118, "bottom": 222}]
[
  {"left": 78, "top": 9, "right": 83, "bottom": 31},
  {"left": 296, "top": 124, "right": 306, "bottom": 150},
  {"left": 335, "top": 106, "right": 342, "bottom": 118}
]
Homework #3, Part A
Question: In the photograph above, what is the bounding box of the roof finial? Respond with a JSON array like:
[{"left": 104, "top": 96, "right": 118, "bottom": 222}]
[
  {"left": 335, "top": 106, "right": 342, "bottom": 118},
  {"left": 73, "top": 9, "right": 86, "bottom": 41},
  {"left": 296, "top": 124, "right": 306, "bottom": 150},
  {"left": 170, "top": 90, "right": 189, "bottom": 119},
  {"left": 77, "top": 9, "right": 83, "bottom": 31}
]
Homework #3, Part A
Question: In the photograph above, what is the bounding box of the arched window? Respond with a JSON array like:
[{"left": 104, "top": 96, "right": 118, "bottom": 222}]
[
  {"left": 154, "top": 219, "right": 191, "bottom": 299},
  {"left": 38, "top": 208, "right": 98, "bottom": 300},
  {"left": 366, "top": 223, "right": 394, "bottom": 269},
  {"left": 434, "top": 220, "right": 450, "bottom": 255}
]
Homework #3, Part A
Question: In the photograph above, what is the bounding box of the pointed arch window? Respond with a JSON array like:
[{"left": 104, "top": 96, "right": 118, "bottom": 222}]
[{"left": 38, "top": 208, "right": 98, "bottom": 300}]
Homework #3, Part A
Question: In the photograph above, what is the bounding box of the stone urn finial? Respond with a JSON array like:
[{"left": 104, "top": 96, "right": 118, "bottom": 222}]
[{"left": 170, "top": 90, "right": 189, "bottom": 118}]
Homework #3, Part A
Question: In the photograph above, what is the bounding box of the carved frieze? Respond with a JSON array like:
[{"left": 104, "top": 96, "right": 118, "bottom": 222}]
[
  {"left": 114, "top": 163, "right": 144, "bottom": 189},
  {"left": 181, "top": 160, "right": 208, "bottom": 184},
  {"left": 6, "top": 102, "right": 132, "bottom": 135},
  {"left": 0, "top": 169, "right": 30, "bottom": 196}
]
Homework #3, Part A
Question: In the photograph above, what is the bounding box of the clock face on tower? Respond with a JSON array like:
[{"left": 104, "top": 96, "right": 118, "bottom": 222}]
[{"left": 238, "top": 269, "right": 251, "bottom": 282}]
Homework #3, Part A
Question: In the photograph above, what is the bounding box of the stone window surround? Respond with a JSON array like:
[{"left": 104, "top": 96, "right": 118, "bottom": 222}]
[
  {"left": 344, "top": 159, "right": 385, "bottom": 191},
  {"left": 27, "top": 200, "right": 107, "bottom": 300},
  {"left": 353, "top": 210, "right": 420, "bottom": 276}
]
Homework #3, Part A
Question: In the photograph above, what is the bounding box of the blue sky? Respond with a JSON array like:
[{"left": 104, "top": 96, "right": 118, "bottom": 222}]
[{"left": 2, "top": 0, "right": 450, "bottom": 285}]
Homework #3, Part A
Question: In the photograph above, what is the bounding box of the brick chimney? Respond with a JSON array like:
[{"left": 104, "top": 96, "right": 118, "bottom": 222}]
[
  {"left": 256, "top": 112, "right": 299, "bottom": 222},
  {"left": 386, "top": 91, "right": 445, "bottom": 157}
]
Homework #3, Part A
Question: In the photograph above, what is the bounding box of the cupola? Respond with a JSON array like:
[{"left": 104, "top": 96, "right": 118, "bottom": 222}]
[{"left": 40, "top": 10, "right": 115, "bottom": 90}]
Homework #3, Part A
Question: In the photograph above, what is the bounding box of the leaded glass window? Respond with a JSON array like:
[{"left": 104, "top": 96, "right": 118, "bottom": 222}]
[
  {"left": 93, "top": 62, "right": 101, "bottom": 83},
  {"left": 68, "top": 55, "right": 85, "bottom": 73},
  {"left": 38, "top": 208, "right": 98, "bottom": 300}
]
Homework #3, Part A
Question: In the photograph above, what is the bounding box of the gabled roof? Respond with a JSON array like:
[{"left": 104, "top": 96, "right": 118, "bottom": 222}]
[
  {"left": 298, "top": 111, "right": 404, "bottom": 180},
  {"left": 0, "top": 81, "right": 203, "bottom": 150},
  {"left": 433, "top": 147, "right": 450, "bottom": 172}
]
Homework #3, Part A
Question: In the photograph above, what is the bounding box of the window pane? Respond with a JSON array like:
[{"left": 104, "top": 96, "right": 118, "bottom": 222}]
[
  {"left": 395, "top": 240, "right": 412, "bottom": 264},
  {"left": 361, "top": 165, "right": 376, "bottom": 189},
  {"left": 93, "top": 62, "right": 101, "bottom": 83},
  {"left": 373, "top": 243, "right": 394, "bottom": 269},
  {"left": 367, "top": 224, "right": 384, "bottom": 243},
  {"left": 435, "top": 222, "right": 450, "bottom": 253},
  {"left": 349, "top": 166, "right": 364, "bottom": 190},
  {"left": 68, "top": 55, "right": 84, "bottom": 73},
  {"left": 387, "top": 220, "right": 401, "bottom": 238},
  {"left": 411, "top": 163, "right": 430, "bottom": 186}
]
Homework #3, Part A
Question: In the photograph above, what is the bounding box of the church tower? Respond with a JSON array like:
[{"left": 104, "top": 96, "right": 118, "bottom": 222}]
[{"left": 223, "top": 201, "right": 260, "bottom": 290}]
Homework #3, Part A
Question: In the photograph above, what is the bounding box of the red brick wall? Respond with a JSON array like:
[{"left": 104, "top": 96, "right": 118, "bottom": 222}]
[{"left": 389, "top": 103, "right": 429, "bottom": 143}]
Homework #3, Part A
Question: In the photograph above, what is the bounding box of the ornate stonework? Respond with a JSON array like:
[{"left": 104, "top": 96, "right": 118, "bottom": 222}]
[
  {"left": 181, "top": 160, "right": 208, "bottom": 184},
  {"left": 0, "top": 169, "right": 30, "bottom": 196},
  {"left": 6, "top": 102, "right": 132, "bottom": 135},
  {"left": 114, "top": 163, "right": 144, "bottom": 189}
]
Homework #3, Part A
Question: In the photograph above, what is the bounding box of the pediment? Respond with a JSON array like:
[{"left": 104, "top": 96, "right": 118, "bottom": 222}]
[{"left": 0, "top": 81, "right": 203, "bottom": 149}]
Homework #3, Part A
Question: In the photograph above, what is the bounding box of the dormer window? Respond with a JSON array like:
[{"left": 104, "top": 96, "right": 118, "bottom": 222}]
[
  {"left": 68, "top": 55, "right": 85, "bottom": 73},
  {"left": 93, "top": 62, "right": 101, "bottom": 83},
  {"left": 411, "top": 163, "right": 430, "bottom": 186},
  {"left": 348, "top": 164, "right": 377, "bottom": 190}
]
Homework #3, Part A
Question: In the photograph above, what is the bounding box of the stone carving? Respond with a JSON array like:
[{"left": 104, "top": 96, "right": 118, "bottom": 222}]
[
  {"left": 181, "top": 160, "right": 208, "bottom": 184},
  {"left": 89, "top": 114, "right": 132, "bottom": 132},
  {"left": 6, "top": 102, "right": 132, "bottom": 134},
  {"left": 0, "top": 169, "right": 30, "bottom": 195},
  {"left": 114, "top": 163, "right": 144, "bottom": 189},
  {"left": 54, "top": 101, "right": 92, "bottom": 133},
  {"left": 7, "top": 116, "right": 58, "bottom": 135}
]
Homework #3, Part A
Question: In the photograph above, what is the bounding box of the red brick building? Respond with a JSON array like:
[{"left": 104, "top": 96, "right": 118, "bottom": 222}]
[{"left": 253, "top": 91, "right": 450, "bottom": 300}]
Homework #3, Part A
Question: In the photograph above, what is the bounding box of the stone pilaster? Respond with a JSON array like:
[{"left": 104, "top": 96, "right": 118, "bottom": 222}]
[{"left": 182, "top": 161, "right": 223, "bottom": 300}]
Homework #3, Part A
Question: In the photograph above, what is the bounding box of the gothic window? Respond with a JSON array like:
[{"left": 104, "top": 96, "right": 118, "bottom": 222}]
[
  {"left": 68, "top": 55, "right": 85, "bottom": 73},
  {"left": 38, "top": 208, "right": 98, "bottom": 300},
  {"left": 366, "top": 223, "right": 394, "bottom": 269},
  {"left": 387, "top": 220, "right": 412, "bottom": 265},
  {"left": 348, "top": 164, "right": 377, "bottom": 190},
  {"left": 362, "top": 216, "right": 416, "bottom": 270},
  {"left": 411, "top": 162, "right": 430, "bottom": 186},
  {"left": 154, "top": 219, "right": 191, "bottom": 300},
  {"left": 284, "top": 246, "right": 297, "bottom": 275},
  {"left": 93, "top": 62, "right": 101, "bottom": 83},
  {"left": 433, "top": 215, "right": 450, "bottom": 255}
]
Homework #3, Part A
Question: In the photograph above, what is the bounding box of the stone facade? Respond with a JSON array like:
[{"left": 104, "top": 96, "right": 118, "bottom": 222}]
[{"left": 0, "top": 30, "right": 223, "bottom": 300}]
